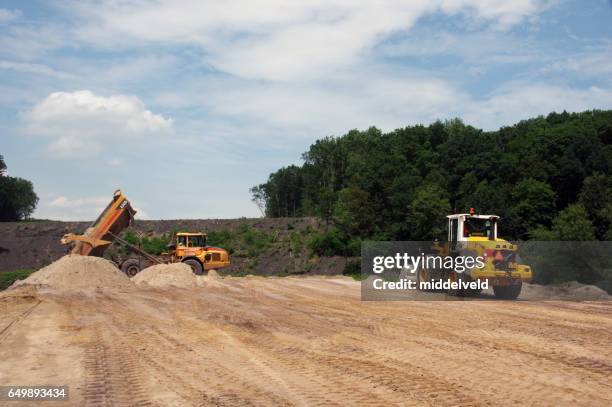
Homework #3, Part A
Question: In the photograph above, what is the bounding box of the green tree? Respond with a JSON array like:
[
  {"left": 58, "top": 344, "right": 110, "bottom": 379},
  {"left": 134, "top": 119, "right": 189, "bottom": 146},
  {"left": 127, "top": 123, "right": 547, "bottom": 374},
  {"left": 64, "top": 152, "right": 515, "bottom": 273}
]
[
  {"left": 334, "top": 187, "right": 376, "bottom": 235},
  {"left": 529, "top": 204, "right": 596, "bottom": 241},
  {"left": 0, "top": 176, "right": 39, "bottom": 221},
  {"left": 0, "top": 154, "right": 39, "bottom": 221},
  {"left": 579, "top": 173, "right": 612, "bottom": 239},
  {"left": 249, "top": 185, "right": 266, "bottom": 217},
  {"left": 405, "top": 184, "right": 451, "bottom": 240},
  {"left": 0, "top": 155, "right": 6, "bottom": 176},
  {"left": 551, "top": 204, "right": 596, "bottom": 241},
  {"left": 527, "top": 205, "right": 600, "bottom": 285},
  {"left": 252, "top": 109, "right": 612, "bottom": 243},
  {"left": 455, "top": 171, "right": 478, "bottom": 212},
  {"left": 318, "top": 189, "right": 337, "bottom": 225},
  {"left": 509, "top": 179, "right": 556, "bottom": 238}
]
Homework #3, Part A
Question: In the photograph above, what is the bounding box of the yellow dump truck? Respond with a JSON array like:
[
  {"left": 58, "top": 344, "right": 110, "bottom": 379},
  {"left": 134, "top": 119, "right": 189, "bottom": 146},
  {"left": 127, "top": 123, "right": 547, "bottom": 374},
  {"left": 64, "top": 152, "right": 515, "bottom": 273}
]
[
  {"left": 417, "top": 209, "right": 532, "bottom": 299},
  {"left": 61, "top": 189, "right": 230, "bottom": 276},
  {"left": 120, "top": 231, "right": 231, "bottom": 276}
]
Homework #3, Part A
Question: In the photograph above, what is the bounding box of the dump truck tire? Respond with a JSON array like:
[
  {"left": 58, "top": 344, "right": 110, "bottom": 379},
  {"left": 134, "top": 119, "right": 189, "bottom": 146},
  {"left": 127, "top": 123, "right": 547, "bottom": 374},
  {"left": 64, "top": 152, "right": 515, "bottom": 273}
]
[
  {"left": 183, "top": 259, "right": 204, "bottom": 275},
  {"left": 493, "top": 282, "right": 522, "bottom": 300},
  {"left": 121, "top": 258, "right": 142, "bottom": 277}
]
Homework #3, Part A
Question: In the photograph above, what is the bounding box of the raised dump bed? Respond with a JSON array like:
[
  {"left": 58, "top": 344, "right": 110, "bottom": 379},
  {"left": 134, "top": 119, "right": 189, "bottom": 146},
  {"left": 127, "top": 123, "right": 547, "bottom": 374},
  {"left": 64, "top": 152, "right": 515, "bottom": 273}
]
[{"left": 61, "top": 189, "right": 137, "bottom": 257}]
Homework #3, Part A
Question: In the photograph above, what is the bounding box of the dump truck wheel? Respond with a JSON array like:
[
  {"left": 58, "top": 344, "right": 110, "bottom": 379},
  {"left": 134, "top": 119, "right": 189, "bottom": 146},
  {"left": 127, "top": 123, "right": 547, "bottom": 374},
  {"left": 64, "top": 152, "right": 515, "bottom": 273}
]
[
  {"left": 493, "top": 282, "right": 522, "bottom": 300},
  {"left": 183, "top": 259, "right": 204, "bottom": 275},
  {"left": 121, "top": 259, "right": 141, "bottom": 277}
]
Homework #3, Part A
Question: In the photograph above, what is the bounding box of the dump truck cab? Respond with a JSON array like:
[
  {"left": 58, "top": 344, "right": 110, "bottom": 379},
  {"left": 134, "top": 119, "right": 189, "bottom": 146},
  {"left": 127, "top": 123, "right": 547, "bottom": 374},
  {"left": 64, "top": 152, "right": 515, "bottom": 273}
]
[{"left": 167, "top": 232, "right": 230, "bottom": 275}]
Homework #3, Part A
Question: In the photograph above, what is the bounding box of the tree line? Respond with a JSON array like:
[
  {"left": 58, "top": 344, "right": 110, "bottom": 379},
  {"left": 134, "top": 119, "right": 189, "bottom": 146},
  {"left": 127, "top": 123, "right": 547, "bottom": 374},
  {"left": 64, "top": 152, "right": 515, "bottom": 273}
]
[
  {"left": 252, "top": 110, "right": 612, "bottom": 243},
  {"left": 0, "top": 155, "right": 38, "bottom": 221}
]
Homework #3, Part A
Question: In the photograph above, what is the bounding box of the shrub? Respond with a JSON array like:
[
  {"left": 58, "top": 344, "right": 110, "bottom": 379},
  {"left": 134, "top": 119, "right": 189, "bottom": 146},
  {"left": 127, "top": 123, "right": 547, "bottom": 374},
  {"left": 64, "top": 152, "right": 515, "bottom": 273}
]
[
  {"left": 289, "top": 232, "right": 304, "bottom": 254},
  {"left": 120, "top": 231, "right": 170, "bottom": 255},
  {"left": 208, "top": 229, "right": 234, "bottom": 254},
  {"left": 141, "top": 235, "right": 170, "bottom": 255},
  {"left": 307, "top": 228, "right": 345, "bottom": 256}
]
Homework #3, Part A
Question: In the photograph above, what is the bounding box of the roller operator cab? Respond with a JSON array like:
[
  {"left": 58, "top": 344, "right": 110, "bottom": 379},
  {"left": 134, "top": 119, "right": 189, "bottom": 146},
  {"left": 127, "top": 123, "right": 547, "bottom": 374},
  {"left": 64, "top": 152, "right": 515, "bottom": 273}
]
[
  {"left": 167, "top": 232, "right": 231, "bottom": 275},
  {"left": 418, "top": 209, "right": 532, "bottom": 299}
]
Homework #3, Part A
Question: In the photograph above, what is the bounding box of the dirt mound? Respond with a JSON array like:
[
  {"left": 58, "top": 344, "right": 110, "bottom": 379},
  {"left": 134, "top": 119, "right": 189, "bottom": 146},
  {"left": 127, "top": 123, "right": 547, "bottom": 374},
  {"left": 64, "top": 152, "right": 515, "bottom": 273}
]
[
  {"left": 132, "top": 263, "right": 197, "bottom": 288},
  {"left": 521, "top": 281, "right": 611, "bottom": 300},
  {"left": 199, "top": 268, "right": 226, "bottom": 288},
  {"left": 17, "top": 255, "right": 132, "bottom": 293}
]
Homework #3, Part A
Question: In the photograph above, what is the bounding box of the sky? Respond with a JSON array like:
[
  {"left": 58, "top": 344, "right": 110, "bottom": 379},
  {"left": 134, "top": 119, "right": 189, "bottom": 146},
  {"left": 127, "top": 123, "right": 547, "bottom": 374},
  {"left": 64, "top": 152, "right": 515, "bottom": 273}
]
[{"left": 1, "top": 0, "right": 611, "bottom": 221}]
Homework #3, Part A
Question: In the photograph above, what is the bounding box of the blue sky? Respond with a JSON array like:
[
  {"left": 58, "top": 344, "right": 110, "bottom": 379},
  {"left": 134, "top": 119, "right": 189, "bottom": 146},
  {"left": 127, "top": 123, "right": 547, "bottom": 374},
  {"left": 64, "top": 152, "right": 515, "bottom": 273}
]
[{"left": 1, "top": 0, "right": 611, "bottom": 220}]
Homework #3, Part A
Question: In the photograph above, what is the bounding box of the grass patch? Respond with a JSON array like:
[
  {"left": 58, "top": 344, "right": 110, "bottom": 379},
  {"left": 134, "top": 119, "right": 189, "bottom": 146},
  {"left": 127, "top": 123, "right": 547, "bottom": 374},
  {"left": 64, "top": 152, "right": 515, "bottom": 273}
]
[
  {"left": 209, "top": 225, "right": 275, "bottom": 259},
  {"left": 0, "top": 269, "right": 36, "bottom": 290}
]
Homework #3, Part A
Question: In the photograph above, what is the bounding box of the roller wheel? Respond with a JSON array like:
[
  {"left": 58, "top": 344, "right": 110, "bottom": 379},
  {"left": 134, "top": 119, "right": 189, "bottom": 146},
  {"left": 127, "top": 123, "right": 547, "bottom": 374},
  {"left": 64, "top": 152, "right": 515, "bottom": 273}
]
[
  {"left": 493, "top": 282, "right": 522, "bottom": 300},
  {"left": 448, "top": 272, "right": 476, "bottom": 297}
]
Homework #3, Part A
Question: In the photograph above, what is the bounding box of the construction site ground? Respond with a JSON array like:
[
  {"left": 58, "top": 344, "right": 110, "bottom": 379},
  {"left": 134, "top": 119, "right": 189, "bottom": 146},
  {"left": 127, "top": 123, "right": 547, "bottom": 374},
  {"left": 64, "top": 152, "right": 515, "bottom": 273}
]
[{"left": 1, "top": 271, "right": 611, "bottom": 406}]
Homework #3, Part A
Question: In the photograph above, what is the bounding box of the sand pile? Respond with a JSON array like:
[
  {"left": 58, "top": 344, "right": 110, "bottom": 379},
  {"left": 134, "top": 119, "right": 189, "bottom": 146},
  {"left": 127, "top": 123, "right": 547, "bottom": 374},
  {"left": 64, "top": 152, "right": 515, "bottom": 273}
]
[
  {"left": 521, "top": 281, "right": 611, "bottom": 300},
  {"left": 132, "top": 263, "right": 198, "bottom": 288},
  {"left": 17, "top": 255, "right": 132, "bottom": 293},
  {"left": 201, "top": 269, "right": 225, "bottom": 287}
]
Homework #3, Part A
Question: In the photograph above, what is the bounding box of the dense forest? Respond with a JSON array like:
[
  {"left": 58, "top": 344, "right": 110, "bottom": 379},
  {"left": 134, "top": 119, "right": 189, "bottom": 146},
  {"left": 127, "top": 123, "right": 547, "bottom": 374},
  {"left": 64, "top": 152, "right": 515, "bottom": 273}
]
[{"left": 252, "top": 110, "right": 612, "bottom": 246}]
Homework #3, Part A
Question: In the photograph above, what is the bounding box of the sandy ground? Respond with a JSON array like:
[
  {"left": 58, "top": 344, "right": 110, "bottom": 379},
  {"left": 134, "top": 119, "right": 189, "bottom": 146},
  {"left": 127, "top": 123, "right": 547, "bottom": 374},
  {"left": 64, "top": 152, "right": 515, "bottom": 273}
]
[{"left": 1, "top": 276, "right": 611, "bottom": 407}]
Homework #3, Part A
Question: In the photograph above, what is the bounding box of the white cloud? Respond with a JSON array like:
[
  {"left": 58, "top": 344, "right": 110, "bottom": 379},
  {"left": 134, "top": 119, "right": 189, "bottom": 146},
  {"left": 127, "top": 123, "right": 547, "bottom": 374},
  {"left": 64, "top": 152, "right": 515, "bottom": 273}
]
[
  {"left": 210, "top": 74, "right": 466, "bottom": 134},
  {"left": 545, "top": 45, "right": 612, "bottom": 79},
  {"left": 49, "top": 195, "right": 107, "bottom": 209},
  {"left": 70, "top": 0, "right": 546, "bottom": 81},
  {"left": 151, "top": 67, "right": 469, "bottom": 143},
  {"left": 159, "top": 71, "right": 612, "bottom": 142},
  {"left": 133, "top": 207, "right": 149, "bottom": 220},
  {"left": 379, "top": 29, "right": 537, "bottom": 64},
  {"left": 23, "top": 90, "right": 174, "bottom": 157},
  {"left": 0, "top": 60, "right": 76, "bottom": 79},
  {"left": 464, "top": 84, "right": 612, "bottom": 130},
  {"left": 41, "top": 195, "right": 148, "bottom": 221},
  {"left": 438, "top": 0, "right": 543, "bottom": 29},
  {"left": 44, "top": 195, "right": 109, "bottom": 220},
  {"left": 0, "top": 8, "right": 21, "bottom": 23}
]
